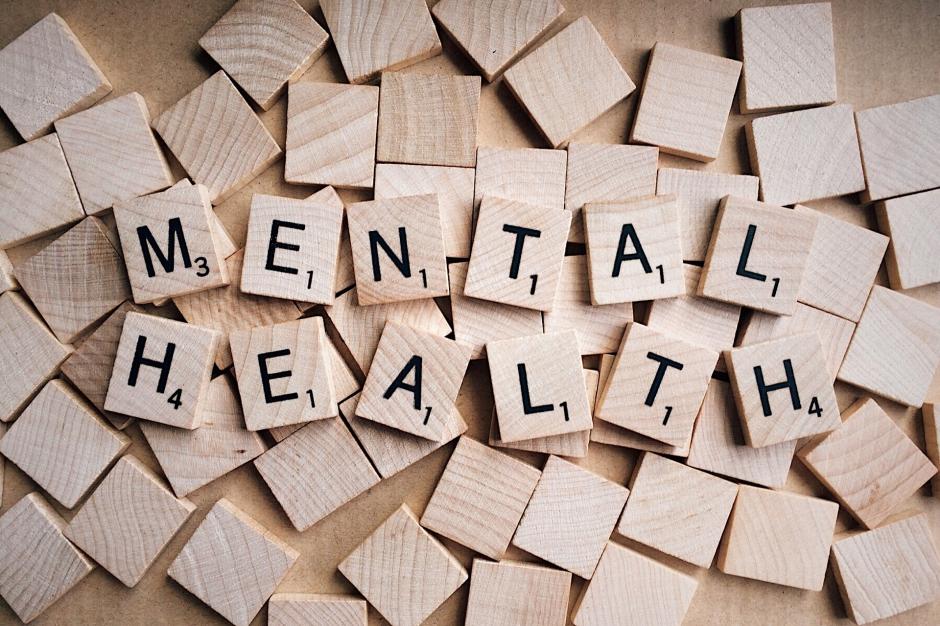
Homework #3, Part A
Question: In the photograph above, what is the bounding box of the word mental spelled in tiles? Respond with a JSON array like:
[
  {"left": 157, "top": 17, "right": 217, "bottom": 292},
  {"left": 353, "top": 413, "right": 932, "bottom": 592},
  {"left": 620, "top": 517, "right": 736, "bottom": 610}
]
[
  {"left": 505, "top": 16, "right": 635, "bottom": 147},
  {"left": 699, "top": 196, "right": 816, "bottom": 315},
  {"left": 465, "top": 559, "right": 570, "bottom": 626},
  {"left": 877, "top": 188, "right": 940, "bottom": 290},
  {"left": 631, "top": 42, "right": 741, "bottom": 161},
  {"left": 269, "top": 594, "right": 366, "bottom": 626}
]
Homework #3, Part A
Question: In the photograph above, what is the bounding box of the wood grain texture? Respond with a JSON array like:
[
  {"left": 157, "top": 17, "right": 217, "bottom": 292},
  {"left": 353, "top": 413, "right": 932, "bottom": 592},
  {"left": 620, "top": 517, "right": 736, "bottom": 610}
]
[
  {"left": 465, "top": 559, "right": 570, "bottom": 626},
  {"left": 298, "top": 185, "right": 354, "bottom": 296},
  {"left": 268, "top": 593, "right": 367, "bottom": 626},
  {"left": 0, "top": 250, "right": 17, "bottom": 294},
  {"left": 0, "top": 13, "right": 110, "bottom": 140},
  {"left": 167, "top": 498, "right": 299, "bottom": 626},
  {"left": 473, "top": 146, "right": 567, "bottom": 215},
  {"left": 168, "top": 178, "right": 238, "bottom": 260},
  {"left": 926, "top": 403, "right": 940, "bottom": 497},
  {"left": 504, "top": 16, "right": 635, "bottom": 147},
  {"left": 0, "top": 423, "right": 5, "bottom": 506},
  {"left": 876, "top": 188, "right": 940, "bottom": 290},
  {"left": 338, "top": 504, "right": 468, "bottom": 626}
]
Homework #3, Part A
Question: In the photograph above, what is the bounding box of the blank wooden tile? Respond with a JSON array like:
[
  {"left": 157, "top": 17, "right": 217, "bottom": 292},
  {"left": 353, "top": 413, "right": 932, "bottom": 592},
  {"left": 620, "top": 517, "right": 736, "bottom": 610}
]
[
  {"left": 699, "top": 196, "right": 816, "bottom": 315},
  {"left": 14, "top": 216, "right": 130, "bottom": 343},
  {"left": 255, "top": 418, "right": 380, "bottom": 531},
  {"left": 573, "top": 542, "right": 697, "bottom": 626},
  {"left": 347, "top": 194, "right": 449, "bottom": 305},
  {"left": 737, "top": 2, "right": 837, "bottom": 113},
  {"left": 168, "top": 498, "right": 299, "bottom": 626},
  {"left": 321, "top": 0, "right": 442, "bottom": 85},
  {"left": 421, "top": 437, "right": 541, "bottom": 559},
  {"left": 597, "top": 323, "right": 717, "bottom": 447},
  {"left": 856, "top": 94, "right": 940, "bottom": 202},
  {"left": 0, "top": 13, "right": 110, "bottom": 140},
  {"left": 339, "top": 504, "right": 468, "bottom": 626},
  {"left": 837, "top": 285, "right": 940, "bottom": 408},
  {"left": 831, "top": 513, "right": 940, "bottom": 624},
  {"left": 655, "top": 168, "right": 760, "bottom": 262},
  {"left": 926, "top": 403, "right": 940, "bottom": 497},
  {"left": 0, "top": 493, "right": 95, "bottom": 623},
  {"left": 504, "top": 17, "right": 635, "bottom": 147},
  {"left": 286, "top": 82, "right": 378, "bottom": 188},
  {"left": 55, "top": 92, "right": 171, "bottom": 215},
  {"left": 152, "top": 71, "right": 282, "bottom": 205},
  {"left": 105, "top": 312, "right": 219, "bottom": 429},
  {"left": 876, "top": 188, "right": 940, "bottom": 290},
  {"left": 746, "top": 104, "right": 865, "bottom": 205},
  {"left": 473, "top": 146, "right": 567, "bottom": 216},
  {"left": 0, "top": 292, "right": 72, "bottom": 422},
  {"left": 513, "top": 456, "right": 629, "bottom": 579},
  {"left": 0, "top": 250, "right": 17, "bottom": 294},
  {"left": 465, "top": 559, "right": 570, "bottom": 626},
  {"left": 0, "top": 380, "right": 129, "bottom": 508},
  {"left": 0, "top": 133, "right": 84, "bottom": 248},
  {"left": 489, "top": 331, "right": 592, "bottom": 443},
  {"left": 717, "top": 485, "right": 838, "bottom": 590},
  {"left": 269, "top": 593, "right": 367, "bottom": 626},
  {"left": 377, "top": 72, "right": 481, "bottom": 168},
  {"left": 200, "top": 0, "right": 329, "bottom": 110},
  {"left": 230, "top": 317, "right": 337, "bottom": 431},
  {"left": 465, "top": 196, "right": 570, "bottom": 311}
]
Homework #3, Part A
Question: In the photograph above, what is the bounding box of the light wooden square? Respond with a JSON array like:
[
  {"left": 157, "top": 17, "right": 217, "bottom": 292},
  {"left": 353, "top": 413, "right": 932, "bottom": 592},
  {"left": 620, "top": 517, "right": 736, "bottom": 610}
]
[
  {"left": 421, "top": 436, "right": 541, "bottom": 559},
  {"left": 199, "top": 0, "right": 330, "bottom": 110},
  {"left": 746, "top": 104, "right": 865, "bottom": 205},
  {"left": 465, "top": 559, "right": 570, "bottom": 626},
  {"left": 488, "top": 330, "right": 592, "bottom": 443},
  {"left": 926, "top": 403, "right": 940, "bottom": 497},
  {"left": 339, "top": 504, "right": 468, "bottom": 626},
  {"left": 151, "top": 71, "right": 281, "bottom": 205},
  {"left": 105, "top": 312, "right": 219, "bottom": 429},
  {"left": 504, "top": 16, "right": 635, "bottom": 147},
  {"left": 699, "top": 195, "right": 816, "bottom": 315},
  {"left": 0, "top": 380, "right": 129, "bottom": 508},
  {"left": 737, "top": 3, "right": 837, "bottom": 113},
  {"left": 321, "top": 0, "right": 441, "bottom": 85},
  {"left": 269, "top": 593, "right": 367, "bottom": 626},
  {"left": 286, "top": 82, "right": 378, "bottom": 188},
  {"left": 876, "top": 188, "right": 940, "bottom": 290},
  {"left": 347, "top": 194, "right": 449, "bottom": 305},
  {"left": 717, "top": 485, "right": 838, "bottom": 590},
  {"left": 473, "top": 146, "right": 567, "bottom": 215},
  {"left": 0, "top": 13, "right": 110, "bottom": 140},
  {"left": 168, "top": 498, "right": 299, "bottom": 626}
]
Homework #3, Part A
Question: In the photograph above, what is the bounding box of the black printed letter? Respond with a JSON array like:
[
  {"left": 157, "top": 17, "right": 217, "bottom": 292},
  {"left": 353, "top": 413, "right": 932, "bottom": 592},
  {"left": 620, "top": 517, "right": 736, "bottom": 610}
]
[
  {"left": 383, "top": 355, "right": 423, "bottom": 409},
  {"left": 754, "top": 359, "right": 801, "bottom": 417},
  {"left": 612, "top": 224, "right": 652, "bottom": 277},
  {"left": 258, "top": 349, "right": 298, "bottom": 404},
  {"left": 644, "top": 352, "right": 684, "bottom": 406},
  {"left": 502, "top": 225, "right": 541, "bottom": 279},
  {"left": 137, "top": 218, "right": 192, "bottom": 278},
  {"left": 266, "top": 220, "right": 305, "bottom": 275},
  {"left": 736, "top": 224, "right": 768, "bottom": 282},
  {"left": 369, "top": 227, "right": 411, "bottom": 281},
  {"left": 127, "top": 335, "right": 175, "bottom": 393},
  {"left": 517, "top": 363, "right": 553, "bottom": 414}
]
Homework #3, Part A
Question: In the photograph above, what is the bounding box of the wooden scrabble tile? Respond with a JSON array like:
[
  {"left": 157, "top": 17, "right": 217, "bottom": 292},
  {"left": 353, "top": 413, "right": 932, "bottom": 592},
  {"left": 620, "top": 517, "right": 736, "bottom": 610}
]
[
  {"left": 926, "top": 404, "right": 940, "bottom": 497},
  {"left": 717, "top": 485, "right": 838, "bottom": 590},
  {"left": 200, "top": 0, "right": 329, "bottom": 110},
  {"left": 152, "top": 71, "right": 282, "bottom": 204},
  {"left": 421, "top": 437, "right": 541, "bottom": 559},
  {"left": 0, "top": 133, "right": 84, "bottom": 248},
  {"left": 473, "top": 146, "right": 567, "bottom": 216},
  {"left": 488, "top": 331, "right": 592, "bottom": 443},
  {"left": 737, "top": 3, "right": 837, "bottom": 113},
  {"left": 699, "top": 196, "right": 816, "bottom": 315},
  {"left": 140, "top": 375, "right": 266, "bottom": 497},
  {"left": 168, "top": 178, "right": 238, "bottom": 260},
  {"left": 55, "top": 92, "right": 171, "bottom": 215},
  {"left": 325, "top": 332, "right": 361, "bottom": 403},
  {"left": 584, "top": 195, "right": 685, "bottom": 305},
  {"left": 339, "top": 504, "right": 468, "bottom": 626},
  {"left": 377, "top": 72, "right": 481, "bottom": 168},
  {"left": 255, "top": 418, "right": 379, "bottom": 531},
  {"left": 14, "top": 216, "right": 130, "bottom": 343},
  {"left": 465, "top": 196, "right": 569, "bottom": 311},
  {"left": 0, "top": 493, "right": 95, "bottom": 623},
  {"left": 168, "top": 498, "right": 299, "bottom": 626},
  {"left": 655, "top": 168, "right": 760, "bottom": 262},
  {"left": 597, "top": 323, "right": 717, "bottom": 447},
  {"left": 465, "top": 559, "right": 570, "bottom": 626},
  {"left": 573, "top": 542, "right": 697, "bottom": 626},
  {"left": 64, "top": 455, "right": 194, "bottom": 587},
  {"left": 617, "top": 452, "right": 737, "bottom": 568},
  {"left": 513, "top": 456, "right": 629, "bottom": 579},
  {"left": 504, "top": 17, "right": 635, "bottom": 147},
  {"left": 286, "top": 82, "right": 378, "bottom": 188},
  {"left": 837, "top": 285, "right": 940, "bottom": 408},
  {"left": 358, "top": 322, "right": 470, "bottom": 441},
  {"left": 0, "top": 251, "right": 17, "bottom": 294},
  {"left": 0, "top": 380, "right": 129, "bottom": 508},
  {"left": 105, "top": 312, "right": 219, "bottom": 429},
  {"left": 432, "top": 0, "right": 565, "bottom": 82},
  {"left": 831, "top": 512, "right": 940, "bottom": 624},
  {"left": 746, "top": 104, "right": 865, "bottom": 205},
  {"left": 565, "top": 143, "right": 658, "bottom": 243},
  {"left": 876, "top": 188, "right": 940, "bottom": 290},
  {"left": 269, "top": 593, "right": 367, "bottom": 626},
  {"left": 321, "top": 0, "right": 442, "bottom": 85},
  {"left": 0, "top": 292, "right": 72, "bottom": 422},
  {"left": 856, "top": 94, "right": 940, "bottom": 202},
  {"left": 0, "top": 13, "right": 110, "bottom": 140}
]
